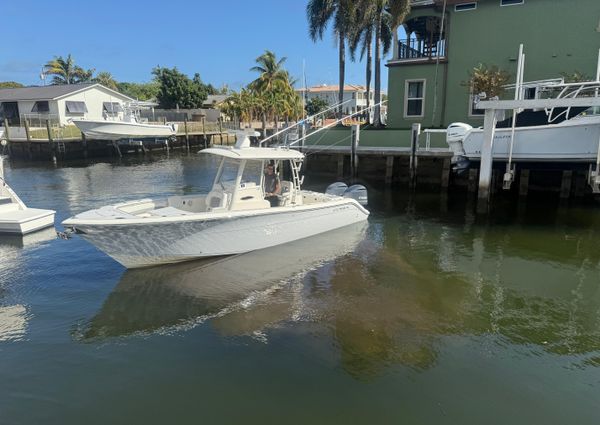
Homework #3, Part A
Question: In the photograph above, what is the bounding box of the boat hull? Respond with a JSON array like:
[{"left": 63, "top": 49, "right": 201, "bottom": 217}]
[
  {"left": 72, "top": 120, "right": 176, "bottom": 141},
  {"left": 0, "top": 208, "right": 55, "bottom": 235},
  {"left": 69, "top": 201, "right": 369, "bottom": 268},
  {"left": 458, "top": 116, "right": 600, "bottom": 162}
]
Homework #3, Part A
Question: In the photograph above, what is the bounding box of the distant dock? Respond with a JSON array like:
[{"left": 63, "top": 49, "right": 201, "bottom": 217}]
[{"left": 1, "top": 118, "right": 235, "bottom": 161}]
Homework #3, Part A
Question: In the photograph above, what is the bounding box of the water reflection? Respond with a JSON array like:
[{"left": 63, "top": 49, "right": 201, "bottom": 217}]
[
  {"left": 80, "top": 222, "right": 368, "bottom": 340},
  {"left": 78, "top": 207, "right": 600, "bottom": 378},
  {"left": 0, "top": 228, "right": 55, "bottom": 342},
  {"left": 0, "top": 304, "right": 30, "bottom": 342}
]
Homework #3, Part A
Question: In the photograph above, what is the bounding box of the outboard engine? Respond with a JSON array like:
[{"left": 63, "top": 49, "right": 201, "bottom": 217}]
[
  {"left": 447, "top": 122, "right": 473, "bottom": 175},
  {"left": 325, "top": 182, "right": 348, "bottom": 197},
  {"left": 343, "top": 184, "right": 368, "bottom": 206},
  {"left": 446, "top": 122, "right": 472, "bottom": 157}
]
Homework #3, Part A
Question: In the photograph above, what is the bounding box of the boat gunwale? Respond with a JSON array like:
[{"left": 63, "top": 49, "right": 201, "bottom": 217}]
[{"left": 62, "top": 194, "right": 368, "bottom": 227}]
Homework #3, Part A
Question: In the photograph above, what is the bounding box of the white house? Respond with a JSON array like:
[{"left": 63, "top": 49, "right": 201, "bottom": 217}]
[
  {"left": 297, "top": 84, "right": 379, "bottom": 116},
  {"left": 0, "top": 83, "right": 134, "bottom": 126}
]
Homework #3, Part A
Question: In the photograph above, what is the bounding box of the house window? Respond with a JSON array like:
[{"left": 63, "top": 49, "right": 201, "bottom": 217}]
[
  {"left": 524, "top": 87, "right": 537, "bottom": 99},
  {"left": 404, "top": 80, "right": 425, "bottom": 118},
  {"left": 65, "top": 101, "right": 88, "bottom": 114},
  {"left": 103, "top": 102, "right": 122, "bottom": 115},
  {"left": 501, "top": 0, "right": 524, "bottom": 6},
  {"left": 455, "top": 2, "right": 476, "bottom": 11},
  {"left": 0, "top": 102, "right": 19, "bottom": 124},
  {"left": 31, "top": 101, "right": 49, "bottom": 113}
]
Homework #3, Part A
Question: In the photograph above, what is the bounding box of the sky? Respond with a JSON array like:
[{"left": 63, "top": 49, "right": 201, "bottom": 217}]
[{"left": 0, "top": 0, "right": 390, "bottom": 91}]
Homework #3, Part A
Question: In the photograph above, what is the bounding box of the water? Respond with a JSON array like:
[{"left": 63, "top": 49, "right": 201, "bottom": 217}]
[{"left": 1, "top": 154, "right": 599, "bottom": 425}]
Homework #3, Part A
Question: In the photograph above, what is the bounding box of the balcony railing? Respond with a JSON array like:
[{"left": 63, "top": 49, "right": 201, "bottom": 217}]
[{"left": 396, "top": 38, "right": 446, "bottom": 61}]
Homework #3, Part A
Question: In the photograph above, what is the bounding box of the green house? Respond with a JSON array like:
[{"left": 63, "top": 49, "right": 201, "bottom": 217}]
[{"left": 386, "top": 0, "right": 600, "bottom": 130}]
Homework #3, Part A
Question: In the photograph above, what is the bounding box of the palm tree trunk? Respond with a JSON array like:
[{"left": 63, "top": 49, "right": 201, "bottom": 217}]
[
  {"left": 373, "top": 13, "right": 383, "bottom": 128},
  {"left": 338, "top": 32, "right": 346, "bottom": 120},
  {"left": 365, "top": 31, "right": 373, "bottom": 122},
  {"left": 262, "top": 113, "right": 267, "bottom": 139}
]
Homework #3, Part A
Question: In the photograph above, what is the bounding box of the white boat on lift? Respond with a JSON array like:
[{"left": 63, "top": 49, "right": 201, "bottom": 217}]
[
  {"left": 72, "top": 101, "right": 177, "bottom": 141},
  {"left": 0, "top": 157, "right": 55, "bottom": 235},
  {"left": 447, "top": 79, "right": 600, "bottom": 166},
  {"left": 62, "top": 132, "right": 369, "bottom": 268}
]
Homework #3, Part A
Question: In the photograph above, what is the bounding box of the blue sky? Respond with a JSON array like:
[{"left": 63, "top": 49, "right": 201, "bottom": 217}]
[{"left": 1, "top": 0, "right": 389, "bottom": 90}]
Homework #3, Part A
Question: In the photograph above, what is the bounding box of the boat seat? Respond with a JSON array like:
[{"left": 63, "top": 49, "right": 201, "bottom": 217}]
[
  {"left": 206, "top": 191, "right": 229, "bottom": 212},
  {"left": 148, "top": 206, "right": 193, "bottom": 217}
]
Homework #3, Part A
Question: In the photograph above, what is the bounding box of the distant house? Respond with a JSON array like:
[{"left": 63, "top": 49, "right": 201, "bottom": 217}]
[
  {"left": 297, "top": 85, "right": 381, "bottom": 116},
  {"left": 0, "top": 83, "right": 133, "bottom": 126},
  {"left": 202, "top": 94, "right": 229, "bottom": 109}
]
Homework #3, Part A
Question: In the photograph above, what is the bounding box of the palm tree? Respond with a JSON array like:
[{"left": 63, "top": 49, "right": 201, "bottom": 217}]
[
  {"left": 93, "top": 71, "right": 118, "bottom": 90},
  {"left": 250, "top": 50, "right": 294, "bottom": 137},
  {"left": 352, "top": 0, "right": 410, "bottom": 127},
  {"left": 43, "top": 54, "right": 94, "bottom": 85},
  {"left": 307, "top": 0, "right": 355, "bottom": 120},
  {"left": 349, "top": 8, "right": 375, "bottom": 119},
  {"left": 375, "top": 0, "right": 411, "bottom": 127}
]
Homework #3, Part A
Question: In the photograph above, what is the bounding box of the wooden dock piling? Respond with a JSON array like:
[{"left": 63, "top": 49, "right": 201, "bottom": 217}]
[
  {"left": 385, "top": 156, "right": 394, "bottom": 186},
  {"left": 519, "top": 169, "right": 530, "bottom": 197},
  {"left": 560, "top": 170, "right": 573, "bottom": 199},
  {"left": 410, "top": 123, "right": 421, "bottom": 189}
]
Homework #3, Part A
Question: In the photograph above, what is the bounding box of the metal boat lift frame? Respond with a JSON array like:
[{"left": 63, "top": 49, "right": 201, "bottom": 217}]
[{"left": 476, "top": 96, "right": 600, "bottom": 208}]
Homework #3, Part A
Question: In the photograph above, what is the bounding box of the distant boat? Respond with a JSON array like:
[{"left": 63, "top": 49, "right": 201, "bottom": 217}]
[
  {"left": 0, "top": 157, "right": 55, "bottom": 235},
  {"left": 72, "top": 101, "right": 177, "bottom": 141}
]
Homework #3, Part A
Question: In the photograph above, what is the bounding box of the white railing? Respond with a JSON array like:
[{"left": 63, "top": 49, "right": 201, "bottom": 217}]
[{"left": 422, "top": 129, "right": 447, "bottom": 151}]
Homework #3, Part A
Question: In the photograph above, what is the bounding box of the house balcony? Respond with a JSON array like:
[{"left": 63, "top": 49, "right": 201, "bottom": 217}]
[{"left": 388, "top": 38, "right": 447, "bottom": 66}]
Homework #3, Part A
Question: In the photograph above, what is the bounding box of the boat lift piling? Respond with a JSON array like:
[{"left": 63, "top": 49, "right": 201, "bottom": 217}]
[
  {"left": 504, "top": 44, "right": 525, "bottom": 190},
  {"left": 477, "top": 95, "right": 600, "bottom": 210},
  {"left": 351, "top": 124, "right": 360, "bottom": 180},
  {"left": 410, "top": 123, "right": 421, "bottom": 189}
]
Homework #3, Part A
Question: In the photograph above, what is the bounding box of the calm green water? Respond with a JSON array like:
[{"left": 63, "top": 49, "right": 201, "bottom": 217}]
[{"left": 0, "top": 154, "right": 599, "bottom": 425}]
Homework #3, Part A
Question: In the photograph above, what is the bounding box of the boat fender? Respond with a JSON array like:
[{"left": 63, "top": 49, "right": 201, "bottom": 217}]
[
  {"left": 343, "top": 184, "right": 368, "bottom": 206},
  {"left": 325, "top": 182, "right": 348, "bottom": 197}
]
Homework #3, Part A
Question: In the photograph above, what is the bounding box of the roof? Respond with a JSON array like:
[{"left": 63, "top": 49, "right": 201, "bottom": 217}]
[
  {"left": 201, "top": 146, "right": 304, "bottom": 160},
  {"left": 297, "top": 84, "right": 367, "bottom": 93},
  {"left": 203, "top": 95, "right": 228, "bottom": 106},
  {"left": 0, "top": 83, "right": 133, "bottom": 102}
]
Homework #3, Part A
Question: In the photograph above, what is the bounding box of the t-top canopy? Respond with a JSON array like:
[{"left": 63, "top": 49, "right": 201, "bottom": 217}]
[{"left": 201, "top": 146, "right": 304, "bottom": 161}]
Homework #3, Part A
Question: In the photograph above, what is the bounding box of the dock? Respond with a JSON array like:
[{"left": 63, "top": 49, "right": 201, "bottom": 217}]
[{"left": 1, "top": 118, "right": 235, "bottom": 161}]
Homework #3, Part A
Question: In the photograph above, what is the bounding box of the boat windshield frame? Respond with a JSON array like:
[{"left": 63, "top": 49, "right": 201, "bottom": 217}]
[{"left": 210, "top": 155, "right": 304, "bottom": 209}]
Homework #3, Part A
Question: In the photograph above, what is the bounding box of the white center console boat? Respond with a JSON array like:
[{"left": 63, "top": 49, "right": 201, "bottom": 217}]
[{"left": 62, "top": 133, "right": 369, "bottom": 268}]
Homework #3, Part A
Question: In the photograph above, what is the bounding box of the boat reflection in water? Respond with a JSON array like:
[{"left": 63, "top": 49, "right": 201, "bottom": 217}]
[
  {"left": 0, "top": 227, "right": 56, "bottom": 342},
  {"left": 80, "top": 222, "right": 369, "bottom": 340}
]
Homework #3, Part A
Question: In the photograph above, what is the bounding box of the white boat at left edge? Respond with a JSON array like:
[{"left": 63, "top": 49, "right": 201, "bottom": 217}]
[{"left": 0, "top": 156, "right": 55, "bottom": 235}]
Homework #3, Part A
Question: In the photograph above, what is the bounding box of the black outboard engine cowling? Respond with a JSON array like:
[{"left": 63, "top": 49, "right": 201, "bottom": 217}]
[
  {"left": 343, "top": 184, "right": 368, "bottom": 206},
  {"left": 325, "top": 182, "right": 349, "bottom": 197}
]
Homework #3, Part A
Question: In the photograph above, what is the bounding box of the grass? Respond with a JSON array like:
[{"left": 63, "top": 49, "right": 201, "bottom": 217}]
[{"left": 29, "top": 125, "right": 82, "bottom": 140}]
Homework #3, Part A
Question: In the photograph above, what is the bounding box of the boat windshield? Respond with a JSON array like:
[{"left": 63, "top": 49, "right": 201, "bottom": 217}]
[
  {"left": 241, "top": 160, "right": 263, "bottom": 187},
  {"left": 216, "top": 159, "right": 239, "bottom": 188}
]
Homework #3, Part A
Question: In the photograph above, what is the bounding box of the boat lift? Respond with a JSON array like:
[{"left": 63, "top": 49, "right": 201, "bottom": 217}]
[{"left": 476, "top": 47, "right": 600, "bottom": 202}]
